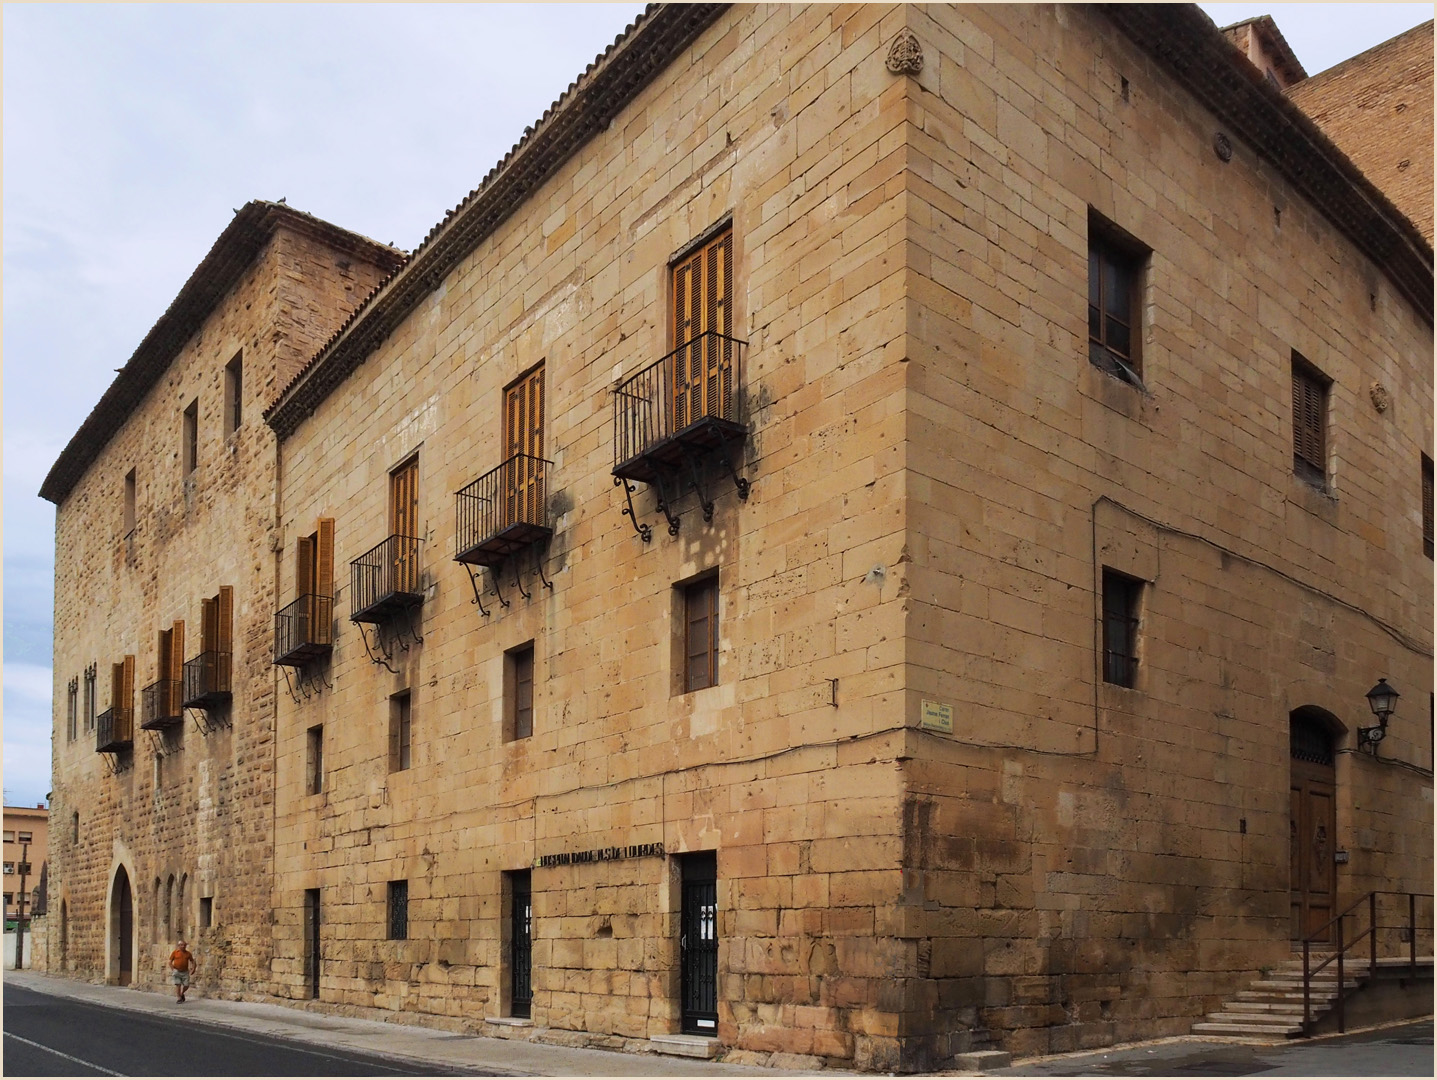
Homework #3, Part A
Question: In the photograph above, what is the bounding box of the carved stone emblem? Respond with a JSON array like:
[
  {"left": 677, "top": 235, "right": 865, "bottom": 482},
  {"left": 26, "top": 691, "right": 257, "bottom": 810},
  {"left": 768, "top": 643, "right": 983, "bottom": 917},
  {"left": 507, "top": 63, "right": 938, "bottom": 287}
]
[
  {"left": 886, "top": 29, "right": 924, "bottom": 75},
  {"left": 1213, "top": 132, "right": 1233, "bottom": 162},
  {"left": 1370, "top": 382, "right": 1391, "bottom": 412}
]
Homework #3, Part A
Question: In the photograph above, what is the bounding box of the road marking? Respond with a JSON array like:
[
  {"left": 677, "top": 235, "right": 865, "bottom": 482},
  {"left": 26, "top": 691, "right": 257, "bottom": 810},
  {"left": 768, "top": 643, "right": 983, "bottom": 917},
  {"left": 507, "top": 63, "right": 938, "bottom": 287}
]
[{"left": 4, "top": 1031, "right": 126, "bottom": 1076}]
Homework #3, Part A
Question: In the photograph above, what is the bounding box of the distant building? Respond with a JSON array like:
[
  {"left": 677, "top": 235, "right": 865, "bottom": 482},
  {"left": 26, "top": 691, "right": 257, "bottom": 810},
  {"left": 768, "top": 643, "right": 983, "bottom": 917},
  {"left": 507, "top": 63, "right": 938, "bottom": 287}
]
[
  {"left": 42, "top": 5, "right": 1432, "bottom": 1070},
  {"left": 4, "top": 804, "right": 49, "bottom": 922}
]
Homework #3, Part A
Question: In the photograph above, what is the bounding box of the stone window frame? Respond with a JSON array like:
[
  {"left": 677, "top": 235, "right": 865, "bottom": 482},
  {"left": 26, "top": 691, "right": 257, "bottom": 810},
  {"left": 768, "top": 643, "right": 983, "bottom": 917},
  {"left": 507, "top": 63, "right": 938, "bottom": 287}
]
[
  {"left": 1101, "top": 568, "right": 1143, "bottom": 689},
  {"left": 389, "top": 689, "right": 412, "bottom": 771},
  {"left": 681, "top": 573, "right": 720, "bottom": 694},
  {"left": 387, "top": 879, "right": 408, "bottom": 941},
  {"left": 1087, "top": 210, "right": 1149, "bottom": 389}
]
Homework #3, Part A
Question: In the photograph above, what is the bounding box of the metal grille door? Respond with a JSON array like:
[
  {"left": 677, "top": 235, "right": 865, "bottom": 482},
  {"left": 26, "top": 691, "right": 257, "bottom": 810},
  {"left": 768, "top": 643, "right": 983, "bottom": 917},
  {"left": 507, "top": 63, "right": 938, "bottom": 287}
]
[
  {"left": 680, "top": 852, "right": 718, "bottom": 1035},
  {"left": 511, "top": 872, "right": 532, "bottom": 1018}
]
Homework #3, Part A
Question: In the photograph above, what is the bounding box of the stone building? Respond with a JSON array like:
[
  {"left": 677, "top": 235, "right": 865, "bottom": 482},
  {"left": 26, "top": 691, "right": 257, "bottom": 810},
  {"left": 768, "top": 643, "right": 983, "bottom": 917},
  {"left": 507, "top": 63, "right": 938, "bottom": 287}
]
[
  {"left": 43, "top": 4, "right": 1432, "bottom": 1071},
  {"left": 40, "top": 204, "right": 402, "bottom": 987}
]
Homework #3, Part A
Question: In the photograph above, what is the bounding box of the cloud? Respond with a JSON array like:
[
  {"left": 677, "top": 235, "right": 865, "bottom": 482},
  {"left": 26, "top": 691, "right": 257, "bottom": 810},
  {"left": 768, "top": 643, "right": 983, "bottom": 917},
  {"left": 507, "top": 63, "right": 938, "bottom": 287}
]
[{"left": 3, "top": 663, "right": 54, "bottom": 807}]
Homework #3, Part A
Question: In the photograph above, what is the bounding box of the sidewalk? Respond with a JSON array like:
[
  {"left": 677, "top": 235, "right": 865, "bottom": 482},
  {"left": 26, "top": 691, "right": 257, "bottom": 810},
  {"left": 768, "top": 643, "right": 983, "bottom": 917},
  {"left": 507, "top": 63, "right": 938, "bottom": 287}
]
[{"left": 2, "top": 969, "right": 835, "bottom": 1076}]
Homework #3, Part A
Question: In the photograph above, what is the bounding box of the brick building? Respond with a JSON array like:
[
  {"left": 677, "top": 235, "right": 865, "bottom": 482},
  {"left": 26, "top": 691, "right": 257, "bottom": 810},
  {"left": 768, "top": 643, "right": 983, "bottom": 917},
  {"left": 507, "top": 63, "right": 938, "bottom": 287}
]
[{"left": 42, "top": 5, "right": 1432, "bottom": 1070}]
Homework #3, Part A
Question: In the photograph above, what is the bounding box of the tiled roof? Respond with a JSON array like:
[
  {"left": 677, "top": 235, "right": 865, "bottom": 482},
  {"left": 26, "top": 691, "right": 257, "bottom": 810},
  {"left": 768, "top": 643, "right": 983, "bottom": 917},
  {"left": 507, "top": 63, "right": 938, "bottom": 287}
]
[
  {"left": 265, "top": 3, "right": 727, "bottom": 439},
  {"left": 40, "top": 201, "right": 404, "bottom": 505}
]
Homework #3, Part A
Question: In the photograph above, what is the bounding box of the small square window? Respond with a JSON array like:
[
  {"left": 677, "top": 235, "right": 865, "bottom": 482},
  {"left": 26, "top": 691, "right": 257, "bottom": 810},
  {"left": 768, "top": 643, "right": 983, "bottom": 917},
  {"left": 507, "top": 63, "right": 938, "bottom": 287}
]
[
  {"left": 390, "top": 691, "right": 412, "bottom": 772},
  {"left": 182, "top": 399, "right": 199, "bottom": 476},
  {"left": 1087, "top": 212, "right": 1148, "bottom": 388},
  {"left": 1, "top": 832, "right": 12, "bottom": 843},
  {"left": 387, "top": 880, "right": 408, "bottom": 940},
  {"left": 505, "top": 644, "right": 535, "bottom": 741},
  {"left": 306, "top": 725, "right": 324, "bottom": 795},
  {"left": 17, "top": 832, "right": 32, "bottom": 844},
  {"left": 1102, "top": 569, "right": 1143, "bottom": 688},
  {"left": 1291, "top": 354, "right": 1330, "bottom": 488},
  {"left": 3, "top": 863, "right": 14, "bottom": 876},
  {"left": 683, "top": 575, "right": 719, "bottom": 692}
]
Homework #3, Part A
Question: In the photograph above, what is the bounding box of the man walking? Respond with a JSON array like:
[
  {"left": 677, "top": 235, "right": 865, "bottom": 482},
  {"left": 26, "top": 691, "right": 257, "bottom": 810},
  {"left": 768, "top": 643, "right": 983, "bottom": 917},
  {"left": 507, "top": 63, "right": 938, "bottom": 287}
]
[{"left": 169, "top": 938, "right": 196, "bottom": 1003}]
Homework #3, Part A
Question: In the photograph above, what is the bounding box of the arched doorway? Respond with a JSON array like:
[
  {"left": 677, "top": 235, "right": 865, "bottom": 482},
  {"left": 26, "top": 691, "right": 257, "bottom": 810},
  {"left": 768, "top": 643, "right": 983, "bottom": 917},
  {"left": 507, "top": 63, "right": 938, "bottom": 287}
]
[
  {"left": 1290, "top": 709, "right": 1338, "bottom": 944},
  {"left": 110, "top": 867, "right": 134, "bottom": 986},
  {"left": 59, "top": 899, "right": 68, "bottom": 971}
]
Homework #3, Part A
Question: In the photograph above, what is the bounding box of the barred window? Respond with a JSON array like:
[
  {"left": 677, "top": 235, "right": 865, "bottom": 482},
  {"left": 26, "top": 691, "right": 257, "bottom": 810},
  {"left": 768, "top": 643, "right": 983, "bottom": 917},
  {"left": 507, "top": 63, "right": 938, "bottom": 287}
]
[
  {"left": 1102, "top": 569, "right": 1142, "bottom": 688},
  {"left": 387, "top": 880, "right": 408, "bottom": 940}
]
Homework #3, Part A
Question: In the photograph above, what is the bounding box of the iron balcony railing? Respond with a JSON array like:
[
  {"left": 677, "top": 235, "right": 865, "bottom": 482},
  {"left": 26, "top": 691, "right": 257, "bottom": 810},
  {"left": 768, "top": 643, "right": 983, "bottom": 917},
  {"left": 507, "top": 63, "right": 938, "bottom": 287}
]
[
  {"left": 96, "top": 705, "right": 132, "bottom": 753},
  {"left": 140, "top": 678, "right": 183, "bottom": 731},
  {"left": 351, "top": 535, "right": 423, "bottom": 623},
  {"left": 455, "top": 454, "right": 553, "bottom": 568},
  {"left": 182, "top": 650, "right": 232, "bottom": 708},
  {"left": 274, "top": 594, "right": 333, "bottom": 667},
  {"left": 613, "top": 331, "right": 746, "bottom": 479}
]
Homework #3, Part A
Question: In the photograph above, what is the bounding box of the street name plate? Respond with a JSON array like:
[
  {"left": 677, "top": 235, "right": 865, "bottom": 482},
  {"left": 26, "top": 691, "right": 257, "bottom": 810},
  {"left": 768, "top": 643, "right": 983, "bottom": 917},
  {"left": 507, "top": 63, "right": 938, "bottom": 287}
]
[{"left": 920, "top": 700, "right": 953, "bottom": 733}]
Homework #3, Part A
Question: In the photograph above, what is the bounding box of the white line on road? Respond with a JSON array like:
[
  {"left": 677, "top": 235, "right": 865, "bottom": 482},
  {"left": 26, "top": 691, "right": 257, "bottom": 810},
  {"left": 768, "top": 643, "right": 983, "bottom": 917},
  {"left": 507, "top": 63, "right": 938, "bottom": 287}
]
[{"left": 4, "top": 1031, "right": 127, "bottom": 1076}]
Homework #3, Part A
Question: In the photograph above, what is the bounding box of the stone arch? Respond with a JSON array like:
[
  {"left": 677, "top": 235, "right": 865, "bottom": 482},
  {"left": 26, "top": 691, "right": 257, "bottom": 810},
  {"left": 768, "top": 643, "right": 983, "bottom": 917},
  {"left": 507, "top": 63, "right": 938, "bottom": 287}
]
[
  {"left": 107, "top": 865, "right": 134, "bottom": 986},
  {"left": 165, "top": 874, "right": 175, "bottom": 939}
]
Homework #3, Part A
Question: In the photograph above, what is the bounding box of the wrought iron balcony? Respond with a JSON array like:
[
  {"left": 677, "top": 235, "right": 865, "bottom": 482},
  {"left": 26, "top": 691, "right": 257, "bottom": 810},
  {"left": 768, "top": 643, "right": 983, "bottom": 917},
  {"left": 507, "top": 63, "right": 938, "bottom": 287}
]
[
  {"left": 455, "top": 454, "right": 553, "bottom": 568},
  {"left": 96, "top": 706, "right": 132, "bottom": 753},
  {"left": 274, "top": 594, "right": 333, "bottom": 667},
  {"left": 183, "top": 650, "right": 232, "bottom": 708},
  {"left": 350, "top": 535, "right": 423, "bottom": 623},
  {"left": 140, "top": 679, "right": 183, "bottom": 731},
  {"left": 613, "top": 331, "right": 747, "bottom": 484}
]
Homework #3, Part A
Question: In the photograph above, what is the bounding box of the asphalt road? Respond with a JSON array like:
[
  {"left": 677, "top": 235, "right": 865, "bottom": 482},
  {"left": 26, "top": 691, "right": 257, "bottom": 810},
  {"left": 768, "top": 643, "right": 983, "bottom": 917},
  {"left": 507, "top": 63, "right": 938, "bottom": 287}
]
[
  {"left": 1, "top": 983, "right": 473, "bottom": 1076},
  {"left": 993, "top": 1017, "right": 1434, "bottom": 1076}
]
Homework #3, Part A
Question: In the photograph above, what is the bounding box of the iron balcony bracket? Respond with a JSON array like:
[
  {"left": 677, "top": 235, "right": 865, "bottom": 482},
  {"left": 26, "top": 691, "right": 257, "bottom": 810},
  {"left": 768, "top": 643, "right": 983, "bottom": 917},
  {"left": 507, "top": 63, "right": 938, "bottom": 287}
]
[
  {"left": 491, "top": 566, "right": 512, "bottom": 610},
  {"left": 512, "top": 558, "right": 532, "bottom": 602},
  {"left": 356, "top": 622, "right": 400, "bottom": 675},
  {"left": 462, "top": 563, "right": 491, "bottom": 617},
  {"left": 722, "top": 444, "right": 751, "bottom": 501},
  {"left": 402, "top": 605, "right": 424, "bottom": 649},
  {"left": 188, "top": 707, "right": 215, "bottom": 738},
  {"left": 615, "top": 476, "right": 653, "bottom": 543},
  {"left": 533, "top": 544, "right": 554, "bottom": 591},
  {"left": 651, "top": 470, "right": 683, "bottom": 536},
  {"left": 682, "top": 447, "right": 716, "bottom": 522}
]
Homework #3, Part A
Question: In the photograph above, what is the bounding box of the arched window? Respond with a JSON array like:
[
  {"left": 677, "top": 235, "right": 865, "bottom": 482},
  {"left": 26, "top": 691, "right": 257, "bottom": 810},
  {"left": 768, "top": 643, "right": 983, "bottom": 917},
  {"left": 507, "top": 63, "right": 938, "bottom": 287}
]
[
  {"left": 177, "top": 874, "right": 187, "bottom": 937},
  {"left": 153, "top": 878, "right": 163, "bottom": 938},
  {"left": 165, "top": 875, "right": 175, "bottom": 938}
]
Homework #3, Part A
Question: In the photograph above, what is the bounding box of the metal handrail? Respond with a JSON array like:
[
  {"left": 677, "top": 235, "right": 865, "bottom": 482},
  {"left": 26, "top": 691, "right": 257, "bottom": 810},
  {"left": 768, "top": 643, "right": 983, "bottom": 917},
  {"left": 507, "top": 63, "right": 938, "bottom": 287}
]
[
  {"left": 1301, "top": 889, "right": 1434, "bottom": 1035},
  {"left": 612, "top": 331, "right": 746, "bottom": 467},
  {"left": 455, "top": 454, "right": 551, "bottom": 560},
  {"left": 140, "top": 678, "right": 182, "bottom": 728},
  {"left": 96, "top": 705, "right": 132, "bottom": 752},
  {"left": 350, "top": 534, "right": 423, "bottom": 619},
  {"left": 182, "top": 650, "right": 232, "bottom": 705},
  {"left": 274, "top": 593, "right": 333, "bottom": 664}
]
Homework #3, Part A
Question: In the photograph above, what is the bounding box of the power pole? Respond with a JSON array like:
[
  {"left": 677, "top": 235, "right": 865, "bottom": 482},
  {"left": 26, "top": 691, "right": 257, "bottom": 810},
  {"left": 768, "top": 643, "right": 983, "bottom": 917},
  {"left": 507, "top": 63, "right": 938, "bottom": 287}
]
[{"left": 15, "top": 841, "right": 28, "bottom": 970}]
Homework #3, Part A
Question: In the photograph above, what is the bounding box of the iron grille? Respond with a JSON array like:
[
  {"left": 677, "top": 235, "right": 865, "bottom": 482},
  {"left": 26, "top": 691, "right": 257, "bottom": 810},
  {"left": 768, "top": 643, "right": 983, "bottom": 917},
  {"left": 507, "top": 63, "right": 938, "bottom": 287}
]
[
  {"left": 680, "top": 853, "right": 718, "bottom": 1035},
  {"left": 140, "top": 679, "right": 182, "bottom": 731},
  {"left": 96, "top": 706, "right": 132, "bottom": 752},
  {"left": 388, "top": 880, "right": 408, "bottom": 940},
  {"left": 182, "top": 651, "right": 232, "bottom": 708},
  {"left": 274, "top": 594, "right": 333, "bottom": 666},
  {"left": 455, "top": 454, "right": 552, "bottom": 568},
  {"left": 613, "top": 331, "right": 745, "bottom": 472},
  {"left": 1291, "top": 716, "right": 1335, "bottom": 765},
  {"left": 351, "top": 535, "right": 424, "bottom": 623},
  {"left": 511, "top": 872, "right": 532, "bottom": 1018}
]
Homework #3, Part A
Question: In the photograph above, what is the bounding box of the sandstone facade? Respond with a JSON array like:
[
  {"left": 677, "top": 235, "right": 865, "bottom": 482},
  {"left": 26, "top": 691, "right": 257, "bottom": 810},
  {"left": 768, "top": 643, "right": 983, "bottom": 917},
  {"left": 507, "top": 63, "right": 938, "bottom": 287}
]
[{"left": 45, "top": 5, "right": 1432, "bottom": 1072}]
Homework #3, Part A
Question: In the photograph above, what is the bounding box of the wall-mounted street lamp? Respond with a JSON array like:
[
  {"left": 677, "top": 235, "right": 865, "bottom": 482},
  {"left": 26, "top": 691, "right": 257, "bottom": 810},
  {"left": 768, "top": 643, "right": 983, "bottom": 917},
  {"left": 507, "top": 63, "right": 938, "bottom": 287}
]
[{"left": 1358, "top": 678, "right": 1399, "bottom": 754}]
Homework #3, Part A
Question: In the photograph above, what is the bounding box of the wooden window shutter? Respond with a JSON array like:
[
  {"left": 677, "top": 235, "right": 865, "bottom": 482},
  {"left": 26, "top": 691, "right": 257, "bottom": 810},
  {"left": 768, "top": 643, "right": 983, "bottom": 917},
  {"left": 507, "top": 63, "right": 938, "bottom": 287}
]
[
  {"left": 391, "top": 459, "right": 418, "bottom": 539},
  {"left": 316, "top": 519, "right": 335, "bottom": 599},
  {"left": 297, "top": 535, "right": 315, "bottom": 598},
  {"left": 169, "top": 620, "right": 185, "bottom": 715},
  {"left": 120, "top": 655, "right": 135, "bottom": 735},
  {"left": 504, "top": 366, "right": 545, "bottom": 526},
  {"left": 201, "top": 597, "right": 217, "bottom": 655},
  {"left": 216, "top": 586, "right": 234, "bottom": 654},
  {"left": 158, "top": 629, "right": 173, "bottom": 690},
  {"left": 1423, "top": 456, "right": 1434, "bottom": 558},
  {"left": 112, "top": 661, "right": 125, "bottom": 718},
  {"left": 672, "top": 228, "right": 734, "bottom": 429}
]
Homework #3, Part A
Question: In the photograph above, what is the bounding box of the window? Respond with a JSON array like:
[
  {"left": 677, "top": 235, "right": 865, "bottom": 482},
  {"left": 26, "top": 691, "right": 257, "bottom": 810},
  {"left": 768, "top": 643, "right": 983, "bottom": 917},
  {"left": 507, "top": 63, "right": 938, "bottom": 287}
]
[
  {"left": 18, "top": 832, "right": 33, "bottom": 845},
  {"left": 387, "top": 880, "right": 408, "bottom": 940},
  {"left": 1101, "top": 569, "right": 1142, "bottom": 688},
  {"left": 1291, "top": 354, "right": 1330, "bottom": 487},
  {"left": 1422, "top": 454, "right": 1433, "bottom": 559},
  {"left": 390, "top": 456, "right": 420, "bottom": 594},
  {"left": 123, "top": 468, "right": 136, "bottom": 535},
  {"left": 389, "top": 691, "right": 412, "bottom": 772},
  {"left": 1, "top": 832, "right": 11, "bottom": 843},
  {"left": 73, "top": 812, "right": 79, "bottom": 844},
  {"left": 306, "top": 725, "right": 324, "bottom": 795},
  {"left": 182, "top": 398, "right": 199, "bottom": 476},
  {"left": 1087, "top": 212, "right": 1146, "bottom": 387},
  {"left": 3, "top": 864, "right": 14, "bottom": 875},
  {"left": 505, "top": 644, "right": 535, "bottom": 741},
  {"left": 684, "top": 575, "right": 720, "bottom": 692},
  {"left": 67, "top": 677, "right": 79, "bottom": 742},
  {"left": 200, "top": 896, "right": 213, "bottom": 929},
  {"left": 672, "top": 226, "right": 734, "bottom": 427},
  {"left": 165, "top": 874, "right": 175, "bottom": 936},
  {"left": 3, "top": 894, "right": 11, "bottom": 910},
  {"left": 507, "top": 870, "right": 533, "bottom": 1018},
  {"left": 17, "top": 863, "right": 31, "bottom": 876},
  {"left": 84, "top": 665, "right": 97, "bottom": 732},
  {"left": 224, "top": 352, "right": 243, "bottom": 434}
]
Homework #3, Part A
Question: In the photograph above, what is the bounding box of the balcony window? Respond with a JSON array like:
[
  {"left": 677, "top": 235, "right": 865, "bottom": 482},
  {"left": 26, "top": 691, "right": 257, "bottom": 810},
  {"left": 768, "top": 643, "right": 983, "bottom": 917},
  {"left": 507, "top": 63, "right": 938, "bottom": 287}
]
[
  {"left": 141, "top": 622, "right": 185, "bottom": 731},
  {"left": 275, "top": 519, "right": 334, "bottom": 666},
  {"left": 352, "top": 459, "right": 424, "bottom": 623},
  {"left": 97, "top": 656, "right": 135, "bottom": 753},
  {"left": 184, "top": 586, "right": 233, "bottom": 708}
]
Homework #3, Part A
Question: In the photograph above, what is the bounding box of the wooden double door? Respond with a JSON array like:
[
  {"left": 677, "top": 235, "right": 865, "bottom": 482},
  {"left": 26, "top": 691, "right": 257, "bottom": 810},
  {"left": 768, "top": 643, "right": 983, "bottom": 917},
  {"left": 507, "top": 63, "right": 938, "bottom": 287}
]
[{"left": 1290, "top": 756, "right": 1336, "bottom": 943}]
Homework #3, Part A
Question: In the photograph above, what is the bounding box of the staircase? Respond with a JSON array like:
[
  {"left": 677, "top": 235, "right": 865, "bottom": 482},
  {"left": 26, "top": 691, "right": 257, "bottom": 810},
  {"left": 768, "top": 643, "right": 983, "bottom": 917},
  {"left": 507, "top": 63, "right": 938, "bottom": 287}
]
[{"left": 1192, "top": 957, "right": 1366, "bottom": 1038}]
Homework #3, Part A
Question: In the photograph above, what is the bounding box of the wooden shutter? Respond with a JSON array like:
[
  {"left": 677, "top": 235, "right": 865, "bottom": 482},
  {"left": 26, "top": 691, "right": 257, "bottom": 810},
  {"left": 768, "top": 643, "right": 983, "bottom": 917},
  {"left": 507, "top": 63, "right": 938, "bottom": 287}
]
[
  {"left": 315, "top": 520, "right": 334, "bottom": 645},
  {"left": 201, "top": 597, "right": 217, "bottom": 655},
  {"left": 671, "top": 228, "right": 734, "bottom": 429},
  {"left": 504, "top": 365, "right": 545, "bottom": 526},
  {"left": 1292, "top": 365, "right": 1325, "bottom": 472},
  {"left": 170, "top": 620, "right": 185, "bottom": 715},
  {"left": 216, "top": 586, "right": 234, "bottom": 652},
  {"left": 391, "top": 458, "right": 418, "bottom": 539},
  {"left": 297, "top": 535, "right": 315, "bottom": 598},
  {"left": 119, "top": 655, "right": 135, "bottom": 737}
]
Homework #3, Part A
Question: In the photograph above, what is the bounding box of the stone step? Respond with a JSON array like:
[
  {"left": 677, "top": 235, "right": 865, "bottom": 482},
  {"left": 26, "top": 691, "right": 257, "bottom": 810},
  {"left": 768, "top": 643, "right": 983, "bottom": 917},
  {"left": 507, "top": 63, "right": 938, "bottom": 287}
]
[
  {"left": 1219, "top": 1000, "right": 1309, "bottom": 1015},
  {"left": 1249, "top": 978, "right": 1363, "bottom": 993},
  {"left": 1192, "top": 1020, "right": 1303, "bottom": 1037}
]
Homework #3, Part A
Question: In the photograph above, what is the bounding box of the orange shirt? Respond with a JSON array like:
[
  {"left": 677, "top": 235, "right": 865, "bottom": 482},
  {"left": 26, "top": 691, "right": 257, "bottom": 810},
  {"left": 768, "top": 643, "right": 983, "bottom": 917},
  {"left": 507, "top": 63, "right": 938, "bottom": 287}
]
[{"left": 170, "top": 948, "right": 193, "bottom": 971}]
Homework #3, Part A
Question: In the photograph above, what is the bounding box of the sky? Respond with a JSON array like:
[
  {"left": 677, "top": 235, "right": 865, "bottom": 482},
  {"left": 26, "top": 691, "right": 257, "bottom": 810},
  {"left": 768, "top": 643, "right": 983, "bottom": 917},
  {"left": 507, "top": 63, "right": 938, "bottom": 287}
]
[{"left": 3, "top": 3, "right": 1432, "bottom": 810}]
